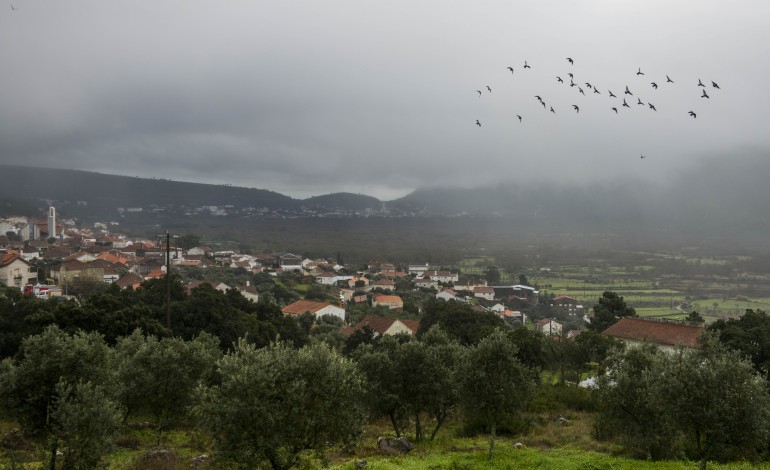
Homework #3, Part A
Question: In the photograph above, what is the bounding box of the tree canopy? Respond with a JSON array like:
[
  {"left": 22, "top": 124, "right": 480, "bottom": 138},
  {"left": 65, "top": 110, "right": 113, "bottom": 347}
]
[
  {"left": 587, "top": 291, "right": 636, "bottom": 332},
  {"left": 460, "top": 329, "right": 535, "bottom": 460},
  {"left": 193, "top": 340, "right": 366, "bottom": 470},
  {"left": 418, "top": 299, "right": 505, "bottom": 345},
  {"left": 596, "top": 339, "right": 770, "bottom": 467},
  {"left": 708, "top": 309, "right": 770, "bottom": 379}
]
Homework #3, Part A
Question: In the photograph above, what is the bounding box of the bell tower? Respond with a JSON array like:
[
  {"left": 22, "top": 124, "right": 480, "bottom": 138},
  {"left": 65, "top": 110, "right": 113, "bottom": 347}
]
[{"left": 47, "top": 206, "right": 56, "bottom": 239}]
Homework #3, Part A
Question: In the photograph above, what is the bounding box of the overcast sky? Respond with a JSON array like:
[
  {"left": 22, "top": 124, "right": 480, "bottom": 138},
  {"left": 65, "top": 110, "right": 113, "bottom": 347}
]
[{"left": 1, "top": 1, "right": 768, "bottom": 199}]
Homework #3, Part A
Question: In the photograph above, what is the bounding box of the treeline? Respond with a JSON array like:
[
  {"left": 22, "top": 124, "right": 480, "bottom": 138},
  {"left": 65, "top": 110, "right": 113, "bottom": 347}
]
[
  {"left": 3, "top": 315, "right": 770, "bottom": 469},
  {"left": 0, "top": 277, "right": 308, "bottom": 358}
]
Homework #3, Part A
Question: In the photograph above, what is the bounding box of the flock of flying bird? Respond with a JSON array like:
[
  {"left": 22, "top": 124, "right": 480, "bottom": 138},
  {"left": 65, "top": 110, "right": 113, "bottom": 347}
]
[{"left": 474, "top": 58, "right": 721, "bottom": 158}]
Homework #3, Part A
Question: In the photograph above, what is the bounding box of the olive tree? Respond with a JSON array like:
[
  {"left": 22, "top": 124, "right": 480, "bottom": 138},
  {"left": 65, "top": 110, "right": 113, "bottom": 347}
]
[
  {"left": 596, "top": 339, "right": 770, "bottom": 468},
  {"left": 0, "top": 326, "right": 114, "bottom": 469},
  {"left": 194, "top": 340, "right": 366, "bottom": 470},
  {"left": 657, "top": 340, "right": 770, "bottom": 469},
  {"left": 51, "top": 380, "right": 122, "bottom": 470},
  {"left": 353, "top": 335, "right": 410, "bottom": 437},
  {"left": 114, "top": 329, "right": 220, "bottom": 445},
  {"left": 354, "top": 328, "right": 465, "bottom": 441},
  {"left": 460, "top": 329, "right": 535, "bottom": 460},
  {"left": 594, "top": 343, "right": 675, "bottom": 459}
]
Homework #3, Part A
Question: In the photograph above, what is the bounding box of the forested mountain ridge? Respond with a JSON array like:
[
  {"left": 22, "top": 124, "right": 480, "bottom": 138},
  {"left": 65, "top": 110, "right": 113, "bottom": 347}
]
[
  {"left": 3, "top": 155, "right": 770, "bottom": 240},
  {"left": 0, "top": 165, "right": 300, "bottom": 211}
]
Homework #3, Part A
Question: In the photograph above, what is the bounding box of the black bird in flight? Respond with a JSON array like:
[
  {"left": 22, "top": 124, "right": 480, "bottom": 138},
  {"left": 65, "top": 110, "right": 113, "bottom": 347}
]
[
  {"left": 507, "top": 66, "right": 514, "bottom": 74},
  {"left": 557, "top": 76, "right": 563, "bottom": 83},
  {"left": 640, "top": 154, "right": 646, "bottom": 159},
  {"left": 550, "top": 106, "right": 555, "bottom": 113},
  {"left": 637, "top": 98, "right": 645, "bottom": 106},
  {"left": 579, "top": 87, "right": 585, "bottom": 95},
  {"left": 523, "top": 61, "right": 531, "bottom": 69},
  {"left": 651, "top": 82, "right": 658, "bottom": 89},
  {"left": 701, "top": 89, "right": 709, "bottom": 99},
  {"left": 622, "top": 98, "right": 630, "bottom": 108},
  {"left": 517, "top": 115, "right": 522, "bottom": 123},
  {"left": 593, "top": 88, "right": 601, "bottom": 95},
  {"left": 688, "top": 111, "right": 696, "bottom": 118},
  {"left": 11, "top": 4, "right": 17, "bottom": 10},
  {"left": 570, "top": 79, "right": 576, "bottom": 87},
  {"left": 666, "top": 75, "right": 674, "bottom": 83},
  {"left": 609, "top": 90, "right": 617, "bottom": 98},
  {"left": 476, "top": 120, "right": 481, "bottom": 127},
  {"left": 625, "top": 86, "right": 633, "bottom": 95},
  {"left": 712, "top": 81, "right": 720, "bottom": 89},
  {"left": 572, "top": 105, "right": 579, "bottom": 113},
  {"left": 568, "top": 72, "right": 574, "bottom": 79},
  {"left": 585, "top": 82, "right": 592, "bottom": 89},
  {"left": 698, "top": 79, "right": 705, "bottom": 87},
  {"left": 567, "top": 57, "right": 574, "bottom": 65},
  {"left": 476, "top": 90, "right": 482, "bottom": 97},
  {"left": 612, "top": 107, "right": 618, "bottom": 114},
  {"left": 542, "top": 101, "right": 546, "bottom": 109},
  {"left": 486, "top": 86, "right": 492, "bottom": 92},
  {"left": 648, "top": 103, "right": 657, "bottom": 111},
  {"left": 535, "top": 95, "right": 543, "bottom": 102},
  {"left": 637, "top": 67, "right": 644, "bottom": 76}
]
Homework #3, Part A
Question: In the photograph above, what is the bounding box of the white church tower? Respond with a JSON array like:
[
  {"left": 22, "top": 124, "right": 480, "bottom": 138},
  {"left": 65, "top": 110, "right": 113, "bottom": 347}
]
[{"left": 47, "top": 206, "right": 57, "bottom": 239}]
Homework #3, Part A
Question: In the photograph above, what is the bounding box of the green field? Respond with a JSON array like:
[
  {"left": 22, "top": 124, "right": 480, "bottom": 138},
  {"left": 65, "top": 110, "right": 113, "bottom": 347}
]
[
  {"left": 449, "top": 254, "right": 770, "bottom": 327},
  {"left": 635, "top": 307, "right": 681, "bottom": 317},
  {"left": 690, "top": 298, "right": 770, "bottom": 318}
]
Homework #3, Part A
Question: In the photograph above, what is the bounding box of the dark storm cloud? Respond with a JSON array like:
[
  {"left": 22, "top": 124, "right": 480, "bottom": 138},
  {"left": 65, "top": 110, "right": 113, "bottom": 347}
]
[{"left": 1, "top": 1, "right": 769, "bottom": 199}]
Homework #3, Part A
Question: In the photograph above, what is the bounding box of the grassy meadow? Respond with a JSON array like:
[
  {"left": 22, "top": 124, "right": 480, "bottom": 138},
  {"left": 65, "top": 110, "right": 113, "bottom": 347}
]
[{"left": 7, "top": 410, "right": 765, "bottom": 470}]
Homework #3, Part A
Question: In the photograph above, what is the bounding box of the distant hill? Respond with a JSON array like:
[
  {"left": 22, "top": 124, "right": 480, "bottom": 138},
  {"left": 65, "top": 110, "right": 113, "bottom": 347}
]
[
  {"left": 0, "top": 165, "right": 299, "bottom": 213},
  {"left": 3, "top": 155, "right": 770, "bottom": 241}
]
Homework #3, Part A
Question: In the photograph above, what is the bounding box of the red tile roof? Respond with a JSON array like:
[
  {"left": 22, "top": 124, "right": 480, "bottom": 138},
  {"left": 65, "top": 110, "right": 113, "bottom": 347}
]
[
  {"left": 97, "top": 252, "right": 127, "bottom": 265},
  {"left": 281, "top": 300, "right": 334, "bottom": 315},
  {"left": 115, "top": 273, "right": 143, "bottom": 288},
  {"left": 1, "top": 252, "right": 25, "bottom": 267},
  {"left": 144, "top": 268, "right": 166, "bottom": 279},
  {"left": 373, "top": 294, "right": 403, "bottom": 304},
  {"left": 602, "top": 317, "right": 703, "bottom": 348}
]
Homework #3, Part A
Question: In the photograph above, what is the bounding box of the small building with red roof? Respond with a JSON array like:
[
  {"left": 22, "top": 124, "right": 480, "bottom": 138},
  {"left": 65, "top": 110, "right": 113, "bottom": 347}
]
[
  {"left": 372, "top": 294, "right": 404, "bottom": 312},
  {"left": 602, "top": 317, "right": 704, "bottom": 351},
  {"left": 282, "top": 300, "right": 345, "bottom": 321}
]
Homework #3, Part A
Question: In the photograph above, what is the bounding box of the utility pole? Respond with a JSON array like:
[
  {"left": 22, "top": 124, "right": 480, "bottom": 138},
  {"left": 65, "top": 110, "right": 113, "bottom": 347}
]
[{"left": 165, "top": 231, "right": 171, "bottom": 329}]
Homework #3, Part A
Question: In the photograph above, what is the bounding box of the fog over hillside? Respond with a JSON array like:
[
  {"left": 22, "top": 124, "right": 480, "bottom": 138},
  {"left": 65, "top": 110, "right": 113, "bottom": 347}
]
[
  {"left": 2, "top": 153, "right": 770, "bottom": 245},
  {"left": 395, "top": 151, "right": 770, "bottom": 234}
]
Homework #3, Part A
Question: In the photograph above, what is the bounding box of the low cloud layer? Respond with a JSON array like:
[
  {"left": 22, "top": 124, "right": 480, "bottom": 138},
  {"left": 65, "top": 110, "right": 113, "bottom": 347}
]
[{"left": 1, "top": 1, "right": 769, "bottom": 199}]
